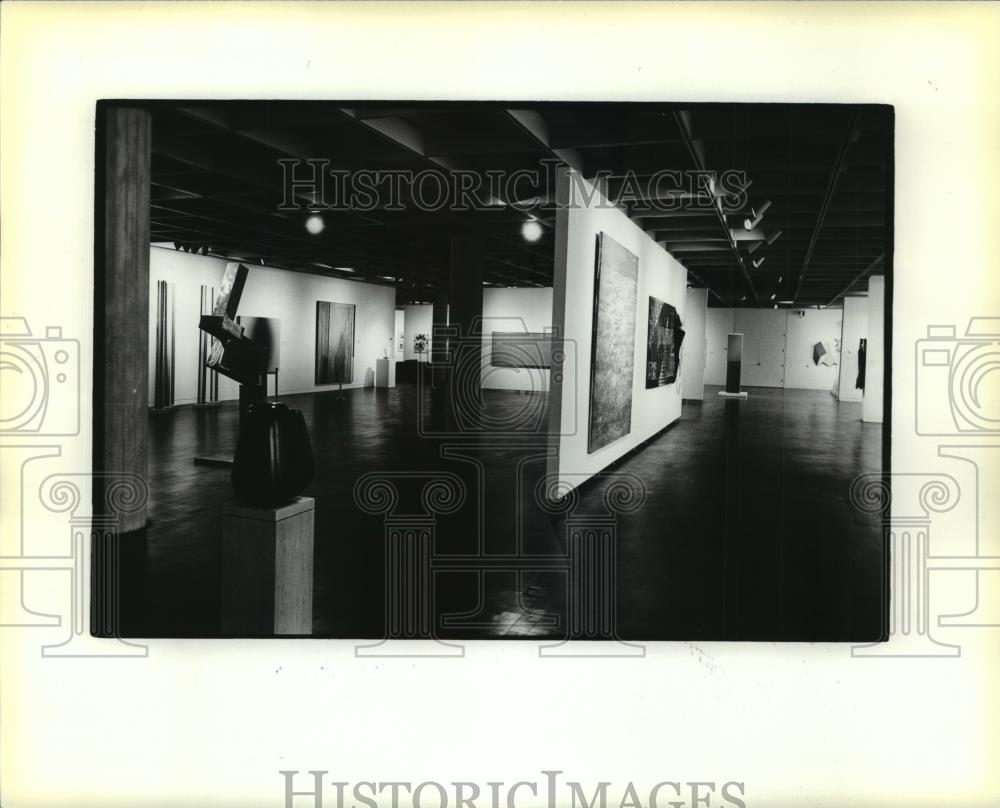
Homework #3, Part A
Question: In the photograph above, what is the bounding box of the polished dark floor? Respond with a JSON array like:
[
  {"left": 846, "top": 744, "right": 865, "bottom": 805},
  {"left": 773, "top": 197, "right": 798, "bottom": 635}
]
[{"left": 120, "top": 383, "right": 884, "bottom": 641}]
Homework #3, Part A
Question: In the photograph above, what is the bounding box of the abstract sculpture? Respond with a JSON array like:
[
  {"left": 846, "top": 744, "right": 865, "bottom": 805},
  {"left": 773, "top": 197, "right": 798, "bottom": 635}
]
[{"left": 198, "top": 263, "right": 315, "bottom": 505}]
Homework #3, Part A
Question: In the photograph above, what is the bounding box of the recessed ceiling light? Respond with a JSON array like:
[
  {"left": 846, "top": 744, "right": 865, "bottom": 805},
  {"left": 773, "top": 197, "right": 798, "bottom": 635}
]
[
  {"left": 305, "top": 214, "right": 325, "bottom": 235},
  {"left": 521, "top": 221, "right": 543, "bottom": 242}
]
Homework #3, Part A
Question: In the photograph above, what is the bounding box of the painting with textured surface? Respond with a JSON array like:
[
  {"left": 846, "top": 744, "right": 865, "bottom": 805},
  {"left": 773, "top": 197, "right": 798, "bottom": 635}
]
[
  {"left": 315, "top": 301, "right": 355, "bottom": 384},
  {"left": 588, "top": 232, "right": 639, "bottom": 453},
  {"left": 645, "top": 296, "right": 685, "bottom": 388}
]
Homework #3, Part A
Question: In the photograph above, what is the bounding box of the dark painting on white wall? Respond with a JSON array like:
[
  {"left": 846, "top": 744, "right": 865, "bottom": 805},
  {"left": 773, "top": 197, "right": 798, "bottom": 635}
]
[
  {"left": 315, "top": 301, "right": 356, "bottom": 384},
  {"left": 491, "top": 332, "right": 553, "bottom": 369},
  {"left": 645, "top": 297, "right": 685, "bottom": 388},
  {"left": 237, "top": 315, "right": 281, "bottom": 372},
  {"left": 588, "top": 232, "right": 639, "bottom": 453}
]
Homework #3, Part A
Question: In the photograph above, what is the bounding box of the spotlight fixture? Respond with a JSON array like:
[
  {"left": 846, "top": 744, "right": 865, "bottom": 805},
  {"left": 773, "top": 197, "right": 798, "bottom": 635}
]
[
  {"left": 173, "top": 242, "right": 182, "bottom": 251},
  {"left": 770, "top": 293, "right": 777, "bottom": 301},
  {"left": 305, "top": 214, "right": 325, "bottom": 235},
  {"left": 521, "top": 220, "right": 543, "bottom": 242},
  {"left": 773, "top": 304, "right": 778, "bottom": 310},
  {"left": 778, "top": 275, "right": 783, "bottom": 284},
  {"left": 766, "top": 229, "right": 783, "bottom": 246},
  {"left": 752, "top": 256, "right": 766, "bottom": 269},
  {"left": 744, "top": 200, "right": 772, "bottom": 231}
]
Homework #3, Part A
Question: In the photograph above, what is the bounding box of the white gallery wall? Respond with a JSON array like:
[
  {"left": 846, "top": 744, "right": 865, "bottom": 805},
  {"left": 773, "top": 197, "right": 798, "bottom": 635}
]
[
  {"left": 784, "top": 308, "right": 844, "bottom": 390},
  {"left": 549, "top": 169, "right": 688, "bottom": 491},
  {"left": 680, "top": 286, "right": 709, "bottom": 401},
  {"left": 147, "top": 247, "right": 396, "bottom": 406},
  {"left": 836, "top": 296, "right": 870, "bottom": 402},
  {"left": 862, "top": 276, "right": 885, "bottom": 423},
  {"left": 704, "top": 306, "right": 845, "bottom": 391},
  {"left": 481, "top": 286, "right": 553, "bottom": 392},
  {"left": 402, "top": 304, "right": 433, "bottom": 362}
]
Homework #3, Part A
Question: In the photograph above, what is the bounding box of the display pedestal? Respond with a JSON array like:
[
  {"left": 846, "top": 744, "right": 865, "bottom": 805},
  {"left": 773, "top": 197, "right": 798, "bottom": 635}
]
[
  {"left": 375, "top": 356, "right": 395, "bottom": 388},
  {"left": 221, "top": 496, "right": 314, "bottom": 635}
]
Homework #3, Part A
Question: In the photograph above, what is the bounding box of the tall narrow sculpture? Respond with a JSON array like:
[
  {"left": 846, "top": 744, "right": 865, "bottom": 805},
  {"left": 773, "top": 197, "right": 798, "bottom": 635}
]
[
  {"left": 194, "top": 284, "right": 221, "bottom": 407},
  {"left": 151, "top": 279, "right": 175, "bottom": 410},
  {"left": 718, "top": 332, "right": 749, "bottom": 399}
]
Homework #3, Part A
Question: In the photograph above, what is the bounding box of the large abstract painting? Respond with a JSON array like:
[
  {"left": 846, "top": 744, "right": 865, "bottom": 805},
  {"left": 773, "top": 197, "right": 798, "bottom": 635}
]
[
  {"left": 588, "top": 232, "right": 639, "bottom": 453},
  {"left": 315, "top": 301, "right": 356, "bottom": 384},
  {"left": 237, "top": 315, "right": 281, "bottom": 372},
  {"left": 645, "top": 297, "right": 685, "bottom": 388},
  {"left": 490, "top": 332, "right": 553, "bottom": 369}
]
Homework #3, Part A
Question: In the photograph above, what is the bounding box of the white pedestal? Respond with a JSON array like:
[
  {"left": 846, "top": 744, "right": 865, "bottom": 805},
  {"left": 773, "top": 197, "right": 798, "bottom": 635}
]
[
  {"left": 376, "top": 356, "right": 395, "bottom": 388},
  {"left": 221, "top": 496, "right": 314, "bottom": 635}
]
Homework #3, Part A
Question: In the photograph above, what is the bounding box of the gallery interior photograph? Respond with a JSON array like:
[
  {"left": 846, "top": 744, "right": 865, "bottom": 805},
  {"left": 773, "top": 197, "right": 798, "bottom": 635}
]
[{"left": 93, "top": 100, "right": 893, "bottom": 641}]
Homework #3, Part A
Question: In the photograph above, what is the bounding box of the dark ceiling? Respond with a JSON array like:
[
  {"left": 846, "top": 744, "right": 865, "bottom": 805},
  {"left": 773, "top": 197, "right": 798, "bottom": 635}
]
[{"left": 144, "top": 101, "right": 892, "bottom": 307}]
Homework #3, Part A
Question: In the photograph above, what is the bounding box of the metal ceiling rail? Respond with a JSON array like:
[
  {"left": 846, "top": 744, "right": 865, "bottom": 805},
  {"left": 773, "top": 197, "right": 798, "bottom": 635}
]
[{"left": 793, "top": 107, "right": 862, "bottom": 304}]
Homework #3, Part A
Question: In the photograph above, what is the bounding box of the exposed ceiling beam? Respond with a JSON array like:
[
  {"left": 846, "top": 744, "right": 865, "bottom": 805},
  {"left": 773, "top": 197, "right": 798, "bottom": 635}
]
[
  {"left": 504, "top": 109, "right": 585, "bottom": 174},
  {"left": 825, "top": 253, "right": 884, "bottom": 306}
]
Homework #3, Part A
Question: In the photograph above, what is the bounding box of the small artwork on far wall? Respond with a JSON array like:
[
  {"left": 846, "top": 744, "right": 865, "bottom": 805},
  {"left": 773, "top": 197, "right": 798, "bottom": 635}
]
[
  {"left": 315, "top": 301, "right": 356, "bottom": 384},
  {"left": 645, "top": 296, "right": 685, "bottom": 388}
]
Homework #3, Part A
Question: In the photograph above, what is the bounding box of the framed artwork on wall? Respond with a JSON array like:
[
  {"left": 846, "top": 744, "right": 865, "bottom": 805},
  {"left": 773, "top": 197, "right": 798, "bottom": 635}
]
[
  {"left": 645, "top": 296, "right": 685, "bottom": 388},
  {"left": 587, "top": 231, "right": 639, "bottom": 453},
  {"left": 315, "top": 301, "right": 356, "bottom": 384},
  {"left": 490, "top": 332, "right": 553, "bottom": 369}
]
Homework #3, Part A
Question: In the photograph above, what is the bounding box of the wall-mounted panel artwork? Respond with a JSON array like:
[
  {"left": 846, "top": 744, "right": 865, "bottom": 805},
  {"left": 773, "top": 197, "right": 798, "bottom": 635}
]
[
  {"left": 237, "top": 315, "right": 281, "bottom": 372},
  {"left": 645, "top": 296, "right": 685, "bottom": 388},
  {"left": 588, "top": 232, "right": 639, "bottom": 453},
  {"left": 490, "top": 332, "right": 553, "bottom": 369},
  {"left": 315, "top": 301, "right": 356, "bottom": 384}
]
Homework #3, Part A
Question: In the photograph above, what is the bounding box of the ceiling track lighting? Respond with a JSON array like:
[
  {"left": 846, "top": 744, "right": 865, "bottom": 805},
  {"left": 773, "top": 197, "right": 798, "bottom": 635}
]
[{"left": 744, "top": 200, "right": 772, "bottom": 231}]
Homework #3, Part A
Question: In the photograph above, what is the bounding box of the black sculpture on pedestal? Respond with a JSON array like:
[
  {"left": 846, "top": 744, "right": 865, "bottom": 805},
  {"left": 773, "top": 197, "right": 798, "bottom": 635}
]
[{"left": 198, "top": 263, "right": 315, "bottom": 506}]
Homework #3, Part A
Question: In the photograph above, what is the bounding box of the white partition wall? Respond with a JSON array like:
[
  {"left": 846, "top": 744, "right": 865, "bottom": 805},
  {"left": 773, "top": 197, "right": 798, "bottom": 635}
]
[
  {"left": 148, "top": 246, "right": 396, "bottom": 405},
  {"left": 863, "top": 276, "right": 886, "bottom": 423},
  {"left": 402, "top": 304, "right": 433, "bottom": 361},
  {"left": 705, "top": 306, "right": 847, "bottom": 391},
  {"left": 481, "top": 287, "right": 553, "bottom": 392},
  {"left": 680, "top": 286, "right": 709, "bottom": 401},
  {"left": 784, "top": 308, "right": 845, "bottom": 391},
  {"left": 548, "top": 169, "right": 688, "bottom": 492}
]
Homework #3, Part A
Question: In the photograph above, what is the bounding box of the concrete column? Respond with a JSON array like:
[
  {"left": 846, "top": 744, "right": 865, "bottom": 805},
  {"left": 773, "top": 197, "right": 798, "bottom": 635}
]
[{"left": 95, "top": 105, "right": 152, "bottom": 533}]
